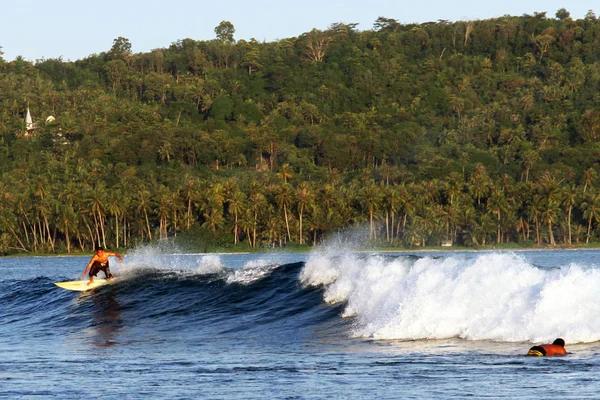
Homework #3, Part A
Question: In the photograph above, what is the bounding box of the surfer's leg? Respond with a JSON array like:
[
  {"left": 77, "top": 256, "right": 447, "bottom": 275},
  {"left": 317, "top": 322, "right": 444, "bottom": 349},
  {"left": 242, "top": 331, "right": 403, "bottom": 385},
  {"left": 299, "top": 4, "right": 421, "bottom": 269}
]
[
  {"left": 88, "top": 262, "right": 100, "bottom": 285},
  {"left": 103, "top": 262, "right": 114, "bottom": 279},
  {"left": 527, "top": 346, "right": 546, "bottom": 356}
]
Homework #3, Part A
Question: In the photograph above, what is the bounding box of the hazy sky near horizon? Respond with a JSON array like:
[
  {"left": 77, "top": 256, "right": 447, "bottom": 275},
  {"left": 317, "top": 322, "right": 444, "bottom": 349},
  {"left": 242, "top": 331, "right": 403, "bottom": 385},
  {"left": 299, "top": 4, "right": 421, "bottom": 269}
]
[{"left": 1, "top": 0, "right": 596, "bottom": 62}]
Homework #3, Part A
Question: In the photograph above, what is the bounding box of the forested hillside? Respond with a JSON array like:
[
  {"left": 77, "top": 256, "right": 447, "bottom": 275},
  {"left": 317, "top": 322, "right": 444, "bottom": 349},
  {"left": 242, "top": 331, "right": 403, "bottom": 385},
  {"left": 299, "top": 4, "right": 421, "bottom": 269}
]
[{"left": 2, "top": 9, "right": 600, "bottom": 254}]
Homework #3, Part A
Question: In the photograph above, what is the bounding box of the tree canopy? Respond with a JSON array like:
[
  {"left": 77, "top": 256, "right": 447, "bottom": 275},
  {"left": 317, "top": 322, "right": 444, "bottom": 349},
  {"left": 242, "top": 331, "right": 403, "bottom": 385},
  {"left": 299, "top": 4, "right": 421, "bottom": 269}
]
[{"left": 2, "top": 11, "right": 600, "bottom": 254}]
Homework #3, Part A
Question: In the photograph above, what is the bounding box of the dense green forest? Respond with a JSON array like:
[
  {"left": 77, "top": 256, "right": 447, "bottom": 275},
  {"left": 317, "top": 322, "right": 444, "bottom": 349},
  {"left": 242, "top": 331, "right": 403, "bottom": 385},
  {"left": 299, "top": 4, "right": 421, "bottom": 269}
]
[{"left": 2, "top": 9, "right": 600, "bottom": 254}]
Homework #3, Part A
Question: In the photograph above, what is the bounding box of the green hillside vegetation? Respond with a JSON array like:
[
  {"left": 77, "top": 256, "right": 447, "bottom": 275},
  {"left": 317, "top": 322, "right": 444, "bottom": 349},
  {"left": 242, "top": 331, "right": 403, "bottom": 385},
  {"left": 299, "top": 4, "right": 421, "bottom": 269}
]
[{"left": 2, "top": 10, "right": 600, "bottom": 254}]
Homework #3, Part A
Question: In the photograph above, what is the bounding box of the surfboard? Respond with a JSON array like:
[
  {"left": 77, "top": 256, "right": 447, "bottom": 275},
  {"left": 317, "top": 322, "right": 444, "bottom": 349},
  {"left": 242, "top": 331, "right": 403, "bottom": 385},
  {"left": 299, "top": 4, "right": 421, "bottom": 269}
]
[{"left": 54, "top": 278, "right": 112, "bottom": 292}]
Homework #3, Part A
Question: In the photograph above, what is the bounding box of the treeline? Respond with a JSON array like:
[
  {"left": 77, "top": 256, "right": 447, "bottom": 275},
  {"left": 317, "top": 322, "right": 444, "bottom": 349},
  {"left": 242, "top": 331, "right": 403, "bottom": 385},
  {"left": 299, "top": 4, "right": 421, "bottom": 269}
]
[{"left": 1, "top": 10, "right": 600, "bottom": 253}]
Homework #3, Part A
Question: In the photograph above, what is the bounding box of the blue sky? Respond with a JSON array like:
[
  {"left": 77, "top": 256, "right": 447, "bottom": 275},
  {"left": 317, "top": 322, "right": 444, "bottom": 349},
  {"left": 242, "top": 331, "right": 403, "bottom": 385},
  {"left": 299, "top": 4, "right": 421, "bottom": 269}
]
[{"left": 1, "top": 0, "right": 595, "bottom": 62}]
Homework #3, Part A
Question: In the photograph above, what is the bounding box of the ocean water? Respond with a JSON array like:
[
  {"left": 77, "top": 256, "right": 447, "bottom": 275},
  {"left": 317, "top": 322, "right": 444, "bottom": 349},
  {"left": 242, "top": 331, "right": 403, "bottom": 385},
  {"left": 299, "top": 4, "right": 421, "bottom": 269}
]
[{"left": 1, "top": 248, "right": 600, "bottom": 399}]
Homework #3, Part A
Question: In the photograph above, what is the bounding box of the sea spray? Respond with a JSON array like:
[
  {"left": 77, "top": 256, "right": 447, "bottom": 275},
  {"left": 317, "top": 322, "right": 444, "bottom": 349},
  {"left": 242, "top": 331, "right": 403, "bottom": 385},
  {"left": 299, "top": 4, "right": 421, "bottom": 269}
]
[
  {"left": 113, "top": 242, "right": 290, "bottom": 285},
  {"left": 198, "top": 254, "right": 226, "bottom": 274},
  {"left": 115, "top": 242, "right": 227, "bottom": 277},
  {"left": 227, "top": 258, "right": 282, "bottom": 285},
  {"left": 301, "top": 250, "right": 600, "bottom": 343}
]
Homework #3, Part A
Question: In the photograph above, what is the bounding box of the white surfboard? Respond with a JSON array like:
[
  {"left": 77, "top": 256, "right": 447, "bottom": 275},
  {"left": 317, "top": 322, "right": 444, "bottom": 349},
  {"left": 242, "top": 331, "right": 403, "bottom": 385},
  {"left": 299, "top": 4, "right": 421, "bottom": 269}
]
[{"left": 54, "top": 278, "right": 112, "bottom": 292}]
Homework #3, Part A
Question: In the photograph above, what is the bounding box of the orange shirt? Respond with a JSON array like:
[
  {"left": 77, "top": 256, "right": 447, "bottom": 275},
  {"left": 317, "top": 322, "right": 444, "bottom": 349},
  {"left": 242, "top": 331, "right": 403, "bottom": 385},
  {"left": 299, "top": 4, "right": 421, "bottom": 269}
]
[{"left": 540, "top": 344, "right": 567, "bottom": 356}]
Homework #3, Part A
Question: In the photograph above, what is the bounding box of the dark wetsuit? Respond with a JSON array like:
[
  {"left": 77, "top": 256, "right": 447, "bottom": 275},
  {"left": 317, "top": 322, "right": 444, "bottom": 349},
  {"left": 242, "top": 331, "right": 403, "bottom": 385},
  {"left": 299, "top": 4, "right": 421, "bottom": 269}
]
[{"left": 89, "top": 261, "right": 113, "bottom": 279}]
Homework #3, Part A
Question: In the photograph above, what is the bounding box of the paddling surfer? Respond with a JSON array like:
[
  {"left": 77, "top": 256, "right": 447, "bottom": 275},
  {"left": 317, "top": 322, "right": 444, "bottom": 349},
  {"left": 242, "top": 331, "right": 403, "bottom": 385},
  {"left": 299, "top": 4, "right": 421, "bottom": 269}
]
[
  {"left": 527, "top": 338, "right": 567, "bottom": 356},
  {"left": 82, "top": 247, "right": 123, "bottom": 285}
]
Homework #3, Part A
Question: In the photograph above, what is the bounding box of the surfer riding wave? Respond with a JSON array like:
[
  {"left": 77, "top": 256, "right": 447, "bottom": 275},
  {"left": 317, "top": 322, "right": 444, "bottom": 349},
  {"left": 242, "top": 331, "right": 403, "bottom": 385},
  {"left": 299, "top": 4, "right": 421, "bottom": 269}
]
[{"left": 82, "top": 247, "right": 123, "bottom": 285}]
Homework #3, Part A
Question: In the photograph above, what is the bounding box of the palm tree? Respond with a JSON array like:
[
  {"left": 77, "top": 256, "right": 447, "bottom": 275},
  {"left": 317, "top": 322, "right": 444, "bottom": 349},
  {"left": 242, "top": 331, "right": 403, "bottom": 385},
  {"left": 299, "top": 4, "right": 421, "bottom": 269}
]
[
  {"left": 442, "top": 203, "right": 460, "bottom": 242},
  {"left": 583, "top": 168, "right": 597, "bottom": 193},
  {"left": 522, "top": 150, "right": 540, "bottom": 183},
  {"left": 57, "top": 203, "right": 77, "bottom": 253},
  {"left": 403, "top": 216, "right": 424, "bottom": 247},
  {"left": 383, "top": 186, "right": 400, "bottom": 243},
  {"left": 227, "top": 189, "right": 245, "bottom": 245},
  {"left": 321, "top": 183, "right": 345, "bottom": 233},
  {"left": 106, "top": 189, "right": 124, "bottom": 248},
  {"left": 86, "top": 182, "right": 109, "bottom": 248},
  {"left": 359, "top": 181, "right": 382, "bottom": 240},
  {"left": 275, "top": 183, "right": 293, "bottom": 242},
  {"left": 239, "top": 209, "right": 254, "bottom": 247},
  {"left": 486, "top": 187, "right": 508, "bottom": 244},
  {"left": 422, "top": 180, "right": 441, "bottom": 204},
  {"left": 0, "top": 207, "right": 27, "bottom": 252},
  {"left": 118, "top": 183, "right": 133, "bottom": 248},
  {"left": 444, "top": 172, "right": 463, "bottom": 206},
  {"left": 277, "top": 163, "right": 294, "bottom": 184},
  {"left": 14, "top": 191, "right": 35, "bottom": 250},
  {"left": 572, "top": 224, "right": 586, "bottom": 244},
  {"left": 515, "top": 217, "right": 529, "bottom": 243},
  {"left": 182, "top": 176, "right": 201, "bottom": 230},
  {"left": 58, "top": 181, "right": 82, "bottom": 252},
  {"left": 541, "top": 198, "right": 559, "bottom": 246},
  {"left": 264, "top": 216, "right": 282, "bottom": 247},
  {"left": 399, "top": 184, "right": 416, "bottom": 241},
  {"left": 295, "top": 182, "right": 313, "bottom": 244},
  {"left": 580, "top": 192, "right": 600, "bottom": 244},
  {"left": 527, "top": 195, "right": 544, "bottom": 245},
  {"left": 157, "top": 140, "right": 174, "bottom": 163},
  {"left": 33, "top": 176, "right": 55, "bottom": 251},
  {"left": 420, "top": 207, "right": 439, "bottom": 246},
  {"left": 155, "top": 185, "right": 172, "bottom": 239},
  {"left": 135, "top": 187, "right": 153, "bottom": 240},
  {"left": 169, "top": 191, "right": 183, "bottom": 235},
  {"left": 202, "top": 210, "right": 225, "bottom": 234},
  {"left": 459, "top": 201, "right": 477, "bottom": 244},
  {"left": 561, "top": 185, "right": 577, "bottom": 245},
  {"left": 477, "top": 213, "right": 497, "bottom": 246},
  {"left": 468, "top": 164, "right": 491, "bottom": 206},
  {"left": 210, "top": 182, "right": 226, "bottom": 206},
  {"left": 247, "top": 189, "right": 267, "bottom": 248}
]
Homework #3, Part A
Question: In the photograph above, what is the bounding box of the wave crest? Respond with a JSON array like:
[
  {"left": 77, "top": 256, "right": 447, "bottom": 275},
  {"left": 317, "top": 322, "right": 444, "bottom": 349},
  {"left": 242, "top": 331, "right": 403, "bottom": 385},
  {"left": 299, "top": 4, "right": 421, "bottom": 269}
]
[{"left": 301, "top": 251, "right": 600, "bottom": 344}]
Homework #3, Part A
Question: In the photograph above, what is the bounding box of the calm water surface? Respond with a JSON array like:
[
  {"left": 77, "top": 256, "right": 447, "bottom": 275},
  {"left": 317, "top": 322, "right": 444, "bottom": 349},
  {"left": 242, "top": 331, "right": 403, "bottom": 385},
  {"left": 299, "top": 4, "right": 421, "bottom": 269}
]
[{"left": 1, "top": 249, "right": 600, "bottom": 399}]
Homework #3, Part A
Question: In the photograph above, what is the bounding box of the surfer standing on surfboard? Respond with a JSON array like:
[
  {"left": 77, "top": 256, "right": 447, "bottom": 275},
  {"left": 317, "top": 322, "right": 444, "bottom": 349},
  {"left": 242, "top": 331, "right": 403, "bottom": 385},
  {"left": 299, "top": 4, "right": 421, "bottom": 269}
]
[{"left": 82, "top": 247, "right": 123, "bottom": 285}]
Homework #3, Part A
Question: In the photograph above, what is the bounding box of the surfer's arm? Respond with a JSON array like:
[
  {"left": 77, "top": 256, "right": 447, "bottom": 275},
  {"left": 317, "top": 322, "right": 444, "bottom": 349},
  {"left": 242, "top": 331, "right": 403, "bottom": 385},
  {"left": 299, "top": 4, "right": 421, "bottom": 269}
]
[
  {"left": 108, "top": 252, "right": 124, "bottom": 263},
  {"left": 82, "top": 256, "right": 97, "bottom": 276}
]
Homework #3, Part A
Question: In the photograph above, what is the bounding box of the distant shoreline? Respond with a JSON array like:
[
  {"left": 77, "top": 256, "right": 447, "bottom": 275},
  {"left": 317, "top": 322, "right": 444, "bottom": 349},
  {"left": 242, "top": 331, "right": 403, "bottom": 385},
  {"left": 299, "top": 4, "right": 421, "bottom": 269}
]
[{"left": 4, "top": 243, "right": 600, "bottom": 257}]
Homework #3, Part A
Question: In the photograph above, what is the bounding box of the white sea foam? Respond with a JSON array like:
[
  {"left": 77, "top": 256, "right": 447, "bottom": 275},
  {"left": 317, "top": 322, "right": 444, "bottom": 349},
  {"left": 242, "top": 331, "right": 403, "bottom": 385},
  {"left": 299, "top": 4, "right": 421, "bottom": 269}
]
[
  {"left": 226, "top": 258, "right": 280, "bottom": 285},
  {"left": 197, "top": 254, "right": 226, "bottom": 274},
  {"left": 114, "top": 243, "right": 226, "bottom": 277},
  {"left": 300, "top": 251, "right": 600, "bottom": 344},
  {"left": 108, "top": 243, "right": 292, "bottom": 286}
]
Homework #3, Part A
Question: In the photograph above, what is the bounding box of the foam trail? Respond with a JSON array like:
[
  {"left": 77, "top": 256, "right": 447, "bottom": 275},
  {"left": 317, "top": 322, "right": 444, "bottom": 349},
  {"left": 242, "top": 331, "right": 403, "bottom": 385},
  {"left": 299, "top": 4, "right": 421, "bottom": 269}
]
[
  {"left": 115, "top": 243, "right": 226, "bottom": 276},
  {"left": 301, "top": 251, "right": 600, "bottom": 344}
]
